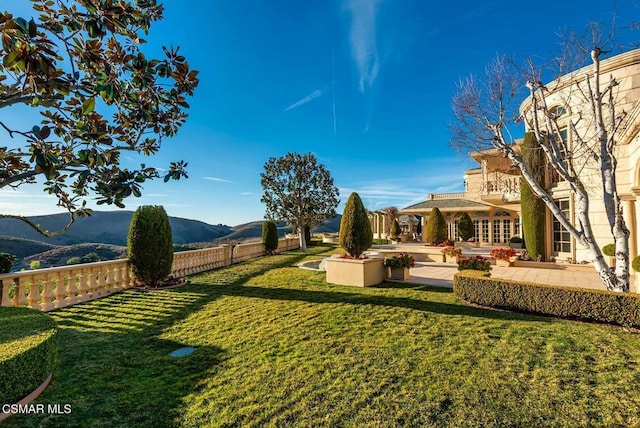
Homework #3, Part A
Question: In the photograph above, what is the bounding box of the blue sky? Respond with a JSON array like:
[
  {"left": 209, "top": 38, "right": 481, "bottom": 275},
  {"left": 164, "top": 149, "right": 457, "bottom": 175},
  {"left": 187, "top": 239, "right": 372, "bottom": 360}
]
[{"left": 2, "top": 0, "right": 640, "bottom": 226}]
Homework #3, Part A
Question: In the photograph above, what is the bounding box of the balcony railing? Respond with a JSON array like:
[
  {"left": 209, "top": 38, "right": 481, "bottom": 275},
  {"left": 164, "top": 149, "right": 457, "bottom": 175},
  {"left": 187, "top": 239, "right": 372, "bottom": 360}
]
[
  {"left": 0, "top": 237, "right": 300, "bottom": 312},
  {"left": 428, "top": 192, "right": 467, "bottom": 200},
  {"left": 483, "top": 176, "right": 521, "bottom": 201}
]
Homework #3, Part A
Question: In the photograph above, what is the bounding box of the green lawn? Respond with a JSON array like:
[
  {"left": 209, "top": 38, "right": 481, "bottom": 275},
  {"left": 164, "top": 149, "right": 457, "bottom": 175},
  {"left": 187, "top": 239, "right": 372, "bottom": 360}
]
[{"left": 7, "top": 245, "right": 640, "bottom": 427}]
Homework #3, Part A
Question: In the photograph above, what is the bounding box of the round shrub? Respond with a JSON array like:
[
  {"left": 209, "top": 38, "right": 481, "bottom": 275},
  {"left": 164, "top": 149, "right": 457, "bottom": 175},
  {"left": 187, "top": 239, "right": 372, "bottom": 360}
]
[
  {"left": 390, "top": 219, "right": 401, "bottom": 238},
  {"left": 0, "top": 253, "right": 17, "bottom": 273},
  {"left": 262, "top": 220, "right": 279, "bottom": 254},
  {"left": 509, "top": 236, "right": 523, "bottom": 244},
  {"left": 66, "top": 256, "right": 82, "bottom": 265},
  {"left": 339, "top": 192, "right": 373, "bottom": 258},
  {"left": 0, "top": 307, "right": 58, "bottom": 405},
  {"left": 128, "top": 205, "right": 174, "bottom": 286},
  {"left": 602, "top": 244, "right": 615, "bottom": 257},
  {"left": 633, "top": 255, "right": 640, "bottom": 272},
  {"left": 458, "top": 212, "right": 474, "bottom": 241},
  {"left": 425, "top": 207, "right": 447, "bottom": 245}
]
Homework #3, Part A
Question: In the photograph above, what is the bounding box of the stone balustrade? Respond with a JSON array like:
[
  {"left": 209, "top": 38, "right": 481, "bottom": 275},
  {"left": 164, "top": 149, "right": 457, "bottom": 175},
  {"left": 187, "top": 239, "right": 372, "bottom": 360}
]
[{"left": 0, "top": 237, "right": 300, "bottom": 312}]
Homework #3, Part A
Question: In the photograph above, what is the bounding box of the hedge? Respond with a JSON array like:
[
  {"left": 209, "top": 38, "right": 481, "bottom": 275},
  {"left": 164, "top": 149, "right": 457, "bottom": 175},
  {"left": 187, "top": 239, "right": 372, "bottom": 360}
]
[
  {"left": 0, "top": 307, "right": 58, "bottom": 404},
  {"left": 453, "top": 271, "right": 640, "bottom": 328}
]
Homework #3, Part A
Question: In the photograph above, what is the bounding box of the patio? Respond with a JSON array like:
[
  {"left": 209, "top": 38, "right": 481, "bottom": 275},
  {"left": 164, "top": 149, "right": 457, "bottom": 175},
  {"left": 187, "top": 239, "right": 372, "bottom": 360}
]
[{"left": 375, "top": 243, "right": 638, "bottom": 292}]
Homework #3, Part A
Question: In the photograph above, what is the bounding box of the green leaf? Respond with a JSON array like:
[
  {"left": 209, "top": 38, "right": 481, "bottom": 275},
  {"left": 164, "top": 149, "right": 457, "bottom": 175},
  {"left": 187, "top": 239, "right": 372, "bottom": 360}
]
[
  {"left": 3, "top": 50, "right": 20, "bottom": 68},
  {"left": 82, "top": 97, "right": 95, "bottom": 115}
]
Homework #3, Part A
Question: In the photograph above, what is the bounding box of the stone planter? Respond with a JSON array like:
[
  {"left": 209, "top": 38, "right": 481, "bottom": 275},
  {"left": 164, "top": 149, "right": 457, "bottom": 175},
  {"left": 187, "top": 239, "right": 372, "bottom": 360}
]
[
  {"left": 510, "top": 243, "right": 523, "bottom": 250},
  {"left": 325, "top": 257, "right": 385, "bottom": 287},
  {"left": 386, "top": 266, "right": 409, "bottom": 281},
  {"left": 495, "top": 259, "right": 513, "bottom": 267},
  {"left": 445, "top": 255, "right": 460, "bottom": 264}
]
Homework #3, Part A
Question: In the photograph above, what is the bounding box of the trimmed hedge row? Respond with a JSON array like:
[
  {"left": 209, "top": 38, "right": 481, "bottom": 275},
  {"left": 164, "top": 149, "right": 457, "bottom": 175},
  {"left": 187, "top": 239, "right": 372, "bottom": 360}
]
[
  {"left": 0, "top": 307, "right": 58, "bottom": 404},
  {"left": 453, "top": 271, "right": 640, "bottom": 328}
]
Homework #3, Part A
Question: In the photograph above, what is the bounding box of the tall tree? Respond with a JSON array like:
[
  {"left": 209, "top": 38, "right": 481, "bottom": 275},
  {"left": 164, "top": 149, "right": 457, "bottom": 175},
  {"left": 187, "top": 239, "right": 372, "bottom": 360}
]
[
  {"left": 451, "top": 33, "right": 631, "bottom": 291},
  {"left": 260, "top": 152, "right": 339, "bottom": 252},
  {"left": 0, "top": 1, "right": 198, "bottom": 236}
]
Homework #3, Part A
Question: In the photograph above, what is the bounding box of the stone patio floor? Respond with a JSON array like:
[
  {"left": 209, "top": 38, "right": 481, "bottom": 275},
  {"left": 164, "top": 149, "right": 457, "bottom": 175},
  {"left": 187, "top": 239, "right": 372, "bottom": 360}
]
[{"left": 404, "top": 261, "right": 638, "bottom": 293}]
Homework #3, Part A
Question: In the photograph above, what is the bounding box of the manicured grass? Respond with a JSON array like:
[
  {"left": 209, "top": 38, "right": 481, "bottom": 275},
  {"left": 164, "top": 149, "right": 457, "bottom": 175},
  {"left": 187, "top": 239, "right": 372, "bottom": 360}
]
[{"left": 6, "top": 245, "right": 640, "bottom": 427}]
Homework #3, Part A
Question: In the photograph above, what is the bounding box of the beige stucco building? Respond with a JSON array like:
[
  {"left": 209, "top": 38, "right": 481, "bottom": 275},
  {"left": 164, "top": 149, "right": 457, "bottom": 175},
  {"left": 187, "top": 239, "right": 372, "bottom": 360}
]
[{"left": 400, "top": 49, "right": 640, "bottom": 264}]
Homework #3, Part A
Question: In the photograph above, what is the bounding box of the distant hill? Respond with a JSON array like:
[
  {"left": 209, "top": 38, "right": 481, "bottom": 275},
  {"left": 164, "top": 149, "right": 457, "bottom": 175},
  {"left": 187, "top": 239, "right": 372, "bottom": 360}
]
[
  {"left": 21, "top": 243, "right": 127, "bottom": 270},
  {"left": 0, "top": 236, "right": 58, "bottom": 259},
  {"left": 215, "top": 216, "right": 342, "bottom": 242},
  {"left": 0, "top": 211, "right": 232, "bottom": 247}
]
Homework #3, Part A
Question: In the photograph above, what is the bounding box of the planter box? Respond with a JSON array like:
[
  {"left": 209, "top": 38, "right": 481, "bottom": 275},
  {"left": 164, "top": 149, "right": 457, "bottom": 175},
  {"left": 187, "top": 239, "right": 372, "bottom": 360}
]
[
  {"left": 445, "top": 255, "right": 461, "bottom": 264},
  {"left": 386, "top": 266, "right": 409, "bottom": 281},
  {"left": 495, "top": 259, "right": 513, "bottom": 267},
  {"left": 325, "top": 258, "right": 385, "bottom": 287},
  {"left": 509, "top": 243, "right": 523, "bottom": 249}
]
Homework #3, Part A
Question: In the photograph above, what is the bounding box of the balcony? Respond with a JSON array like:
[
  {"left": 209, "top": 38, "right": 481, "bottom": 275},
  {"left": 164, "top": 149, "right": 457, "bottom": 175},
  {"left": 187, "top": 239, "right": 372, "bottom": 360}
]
[{"left": 482, "top": 176, "right": 521, "bottom": 203}]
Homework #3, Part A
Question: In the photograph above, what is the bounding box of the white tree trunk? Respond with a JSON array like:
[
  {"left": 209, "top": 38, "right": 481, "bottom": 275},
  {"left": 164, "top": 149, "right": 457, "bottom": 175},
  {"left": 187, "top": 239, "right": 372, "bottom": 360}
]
[{"left": 299, "top": 230, "right": 307, "bottom": 252}]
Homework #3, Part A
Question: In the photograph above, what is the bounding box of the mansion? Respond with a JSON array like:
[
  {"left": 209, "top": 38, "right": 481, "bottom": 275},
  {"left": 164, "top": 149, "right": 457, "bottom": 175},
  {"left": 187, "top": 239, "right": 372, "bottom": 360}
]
[{"left": 373, "top": 49, "right": 640, "bottom": 264}]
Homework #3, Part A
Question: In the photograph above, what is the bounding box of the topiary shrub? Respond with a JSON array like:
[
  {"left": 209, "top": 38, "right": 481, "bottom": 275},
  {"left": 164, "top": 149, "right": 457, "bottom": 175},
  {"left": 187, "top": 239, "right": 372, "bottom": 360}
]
[
  {"left": 262, "top": 220, "right": 279, "bottom": 255},
  {"left": 0, "top": 307, "right": 58, "bottom": 405},
  {"left": 509, "top": 236, "right": 523, "bottom": 244},
  {"left": 425, "top": 207, "right": 447, "bottom": 245},
  {"left": 339, "top": 192, "right": 373, "bottom": 258},
  {"left": 0, "top": 253, "right": 17, "bottom": 273},
  {"left": 128, "top": 205, "right": 174, "bottom": 286},
  {"left": 458, "top": 212, "right": 474, "bottom": 241},
  {"left": 632, "top": 255, "right": 640, "bottom": 272},
  {"left": 602, "top": 244, "right": 615, "bottom": 257},
  {"left": 521, "top": 132, "right": 546, "bottom": 261},
  {"left": 390, "top": 219, "right": 401, "bottom": 238}
]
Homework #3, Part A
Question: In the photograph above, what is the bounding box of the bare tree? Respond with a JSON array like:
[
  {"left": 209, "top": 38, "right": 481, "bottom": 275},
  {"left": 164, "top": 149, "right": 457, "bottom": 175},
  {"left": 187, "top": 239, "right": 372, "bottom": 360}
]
[
  {"left": 380, "top": 206, "right": 398, "bottom": 238},
  {"left": 452, "top": 40, "right": 632, "bottom": 292}
]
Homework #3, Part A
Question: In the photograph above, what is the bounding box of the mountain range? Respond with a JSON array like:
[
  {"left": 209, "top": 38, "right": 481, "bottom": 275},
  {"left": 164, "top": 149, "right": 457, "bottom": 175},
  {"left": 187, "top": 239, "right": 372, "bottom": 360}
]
[{"left": 0, "top": 211, "right": 341, "bottom": 269}]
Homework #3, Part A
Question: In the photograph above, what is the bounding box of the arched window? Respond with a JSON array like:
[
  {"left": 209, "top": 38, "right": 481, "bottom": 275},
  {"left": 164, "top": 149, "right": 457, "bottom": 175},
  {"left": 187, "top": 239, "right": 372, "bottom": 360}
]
[{"left": 549, "top": 105, "right": 567, "bottom": 119}]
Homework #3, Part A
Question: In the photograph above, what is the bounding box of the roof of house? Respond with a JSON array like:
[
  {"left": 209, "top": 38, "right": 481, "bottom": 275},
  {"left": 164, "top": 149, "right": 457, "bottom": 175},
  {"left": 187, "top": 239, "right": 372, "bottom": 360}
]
[{"left": 401, "top": 198, "right": 495, "bottom": 212}]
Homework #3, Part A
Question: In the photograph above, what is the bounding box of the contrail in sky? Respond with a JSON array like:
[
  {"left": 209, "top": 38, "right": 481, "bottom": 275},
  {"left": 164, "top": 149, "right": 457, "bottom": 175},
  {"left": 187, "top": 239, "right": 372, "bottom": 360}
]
[{"left": 283, "top": 86, "right": 330, "bottom": 112}]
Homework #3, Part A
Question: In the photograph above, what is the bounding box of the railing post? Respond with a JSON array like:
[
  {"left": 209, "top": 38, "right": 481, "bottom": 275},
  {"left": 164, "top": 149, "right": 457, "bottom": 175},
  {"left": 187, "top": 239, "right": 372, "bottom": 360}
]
[
  {"left": 0, "top": 278, "right": 12, "bottom": 307},
  {"left": 27, "top": 275, "right": 41, "bottom": 310},
  {"left": 40, "top": 273, "right": 56, "bottom": 311}
]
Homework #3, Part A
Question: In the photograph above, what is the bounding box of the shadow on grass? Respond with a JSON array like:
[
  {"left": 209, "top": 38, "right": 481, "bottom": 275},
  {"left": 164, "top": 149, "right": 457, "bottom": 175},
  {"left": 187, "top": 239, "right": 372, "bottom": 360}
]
[
  {"left": 7, "top": 251, "right": 319, "bottom": 427},
  {"left": 376, "top": 281, "right": 454, "bottom": 293},
  {"left": 207, "top": 284, "right": 549, "bottom": 323}
]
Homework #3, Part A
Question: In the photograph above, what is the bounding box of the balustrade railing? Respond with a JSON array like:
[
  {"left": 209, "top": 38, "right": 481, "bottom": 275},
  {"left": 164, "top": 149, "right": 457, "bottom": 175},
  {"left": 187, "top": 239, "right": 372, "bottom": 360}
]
[
  {"left": 0, "top": 237, "right": 299, "bottom": 312},
  {"left": 428, "top": 192, "right": 467, "bottom": 200}
]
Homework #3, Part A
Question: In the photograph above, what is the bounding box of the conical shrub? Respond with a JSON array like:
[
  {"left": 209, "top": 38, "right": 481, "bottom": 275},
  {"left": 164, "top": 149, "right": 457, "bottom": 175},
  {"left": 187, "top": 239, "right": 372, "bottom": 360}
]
[
  {"left": 339, "top": 192, "right": 373, "bottom": 258},
  {"left": 127, "top": 205, "right": 174, "bottom": 286},
  {"left": 521, "top": 132, "right": 546, "bottom": 260},
  {"left": 458, "top": 212, "right": 474, "bottom": 241},
  {"left": 262, "top": 220, "right": 279, "bottom": 254},
  {"left": 425, "top": 207, "right": 447, "bottom": 245},
  {"left": 391, "top": 219, "right": 401, "bottom": 237}
]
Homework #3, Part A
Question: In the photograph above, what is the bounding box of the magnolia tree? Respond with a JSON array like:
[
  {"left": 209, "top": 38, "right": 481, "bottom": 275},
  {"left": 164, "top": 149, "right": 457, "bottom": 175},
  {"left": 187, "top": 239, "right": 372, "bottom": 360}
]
[
  {"left": 0, "top": 1, "right": 198, "bottom": 236},
  {"left": 451, "top": 40, "right": 631, "bottom": 292},
  {"left": 260, "top": 152, "right": 339, "bottom": 252}
]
